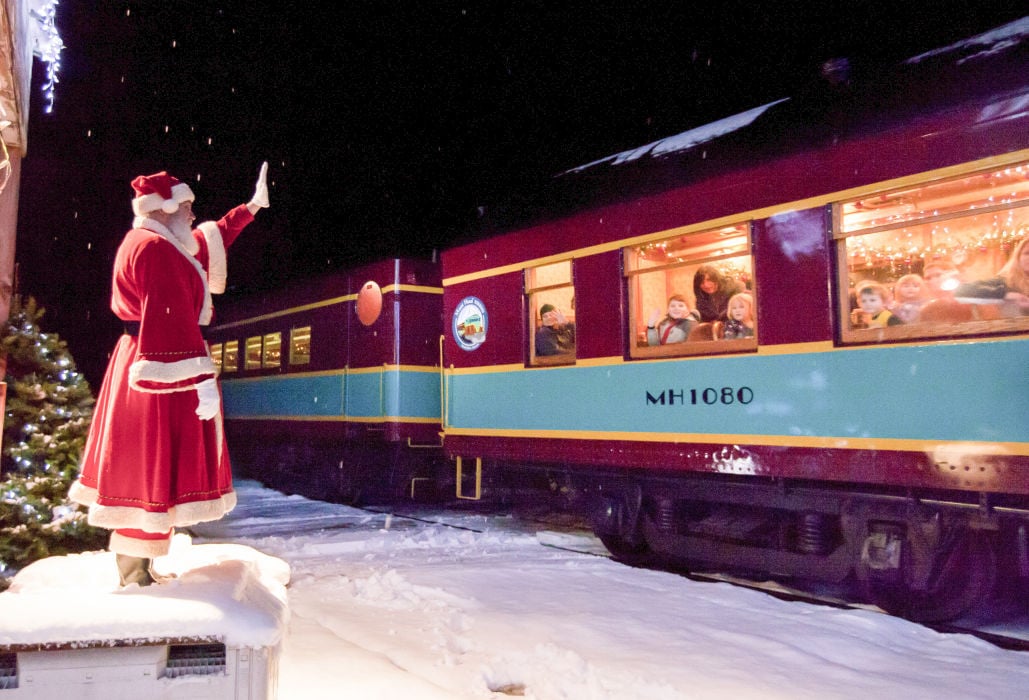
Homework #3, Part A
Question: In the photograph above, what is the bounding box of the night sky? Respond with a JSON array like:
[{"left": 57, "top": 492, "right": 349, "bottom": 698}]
[{"left": 15, "top": 1, "right": 1027, "bottom": 386}]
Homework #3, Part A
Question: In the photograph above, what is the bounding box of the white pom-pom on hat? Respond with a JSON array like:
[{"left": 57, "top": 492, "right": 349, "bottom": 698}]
[{"left": 131, "top": 171, "right": 195, "bottom": 216}]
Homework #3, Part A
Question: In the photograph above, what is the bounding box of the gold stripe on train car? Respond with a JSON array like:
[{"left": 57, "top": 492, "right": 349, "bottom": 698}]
[
  {"left": 220, "top": 364, "right": 440, "bottom": 381},
  {"left": 210, "top": 283, "right": 443, "bottom": 331},
  {"left": 225, "top": 415, "right": 440, "bottom": 424},
  {"left": 441, "top": 333, "right": 1028, "bottom": 374},
  {"left": 440, "top": 426, "right": 1029, "bottom": 457}
]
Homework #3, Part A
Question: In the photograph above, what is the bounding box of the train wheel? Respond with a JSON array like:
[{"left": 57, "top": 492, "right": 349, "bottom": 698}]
[
  {"left": 596, "top": 530, "right": 649, "bottom": 562},
  {"left": 591, "top": 488, "right": 649, "bottom": 564},
  {"left": 864, "top": 531, "right": 996, "bottom": 623}
]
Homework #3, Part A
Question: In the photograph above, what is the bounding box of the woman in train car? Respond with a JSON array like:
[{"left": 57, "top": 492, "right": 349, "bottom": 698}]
[
  {"left": 713, "top": 292, "right": 755, "bottom": 339},
  {"left": 953, "top": 237, "right": 1029, "bottom": 316},
  {"left": 646, "top": 294, "right": 701, "bottom": 346},
  {"left": 692, "top": 265, "right": 744, "bottom": 322}
]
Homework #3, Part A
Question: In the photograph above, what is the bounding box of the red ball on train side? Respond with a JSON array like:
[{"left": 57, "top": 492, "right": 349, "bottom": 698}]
[{"left": 356, "top": 281, "right": 382, "bottom": 326}]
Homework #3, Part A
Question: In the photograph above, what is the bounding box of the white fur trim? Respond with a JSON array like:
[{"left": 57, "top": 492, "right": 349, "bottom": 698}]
[
  {"left": 110, "top": 531, "right": 172, "bottom": 558},
  {"left": 132, "top": 182, "right": 194, "bottom": 216},
  {"left": 129, "top": 355, "right": 216, "bottom": 392},
  {"left": 68, "top": 479, "right": 97, "bottom": 507},
  {"left": 216, "top": 410, "right": 225, "bottom": 466},
  {"left": 133, "top": 215, "right": 199, "bottom": 256},
  {"left": 198, "top": 221, "right": 227, "bottom": 293},
  {"left": 74, "top": 486, "right": 237, "bottom": 534}
]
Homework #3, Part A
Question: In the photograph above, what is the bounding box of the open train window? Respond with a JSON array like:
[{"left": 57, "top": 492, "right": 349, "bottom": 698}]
[
  {"left": 221, "top": 339, "right": 236, "bottom": 372},
  {"left": 262, "top": 332, "right": 281, "bottom": 368},
  {"left": 222, "top": 340, "right": 238, "bottom": 373},
  {"left": 245, "top": 336, "right": 262, "bottom": 370},
  {"left": 289, "top": 326, "right": 311, "bottom": 365},
  {"left": 526, "top": 260, "right": 575, "bottom": 366},
  {"left": 625, "top": 222, "right": 755, "bottom": 359},
  {"left": 836, "top": 162, "right": 1029, "bottom": 343}
]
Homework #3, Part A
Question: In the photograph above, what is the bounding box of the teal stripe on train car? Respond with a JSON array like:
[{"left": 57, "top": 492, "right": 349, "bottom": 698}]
[
  {"left": 222, "top": 369, "right": 441, "bottom": 420},
  {"left": 345, "top": 371, "right": 383, "bottom": 418},
  {"left": 344, "top": 370, "right": 439, "bottom": 418},
  {"left": 222, "top": 374, "right": 345, "bottom": 417},
  {"left": 446, "top": 339, "right": 1027, "bottom": 444},
  {"left": 391, "top": 370, "right": 442, "bottom": 419}
]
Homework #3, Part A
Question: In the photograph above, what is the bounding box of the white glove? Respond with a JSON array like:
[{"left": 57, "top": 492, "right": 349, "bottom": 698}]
[
  {"left": 195, "top": 378, "right": 220, "bottom": 420},
  {"left": 249, "top": 161, "right": 270, "bottom": 209}
]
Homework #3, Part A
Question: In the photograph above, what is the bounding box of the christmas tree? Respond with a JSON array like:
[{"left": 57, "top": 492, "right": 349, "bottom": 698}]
[{"left": 0, "top": 296, "right": 105, "bottom": 587}]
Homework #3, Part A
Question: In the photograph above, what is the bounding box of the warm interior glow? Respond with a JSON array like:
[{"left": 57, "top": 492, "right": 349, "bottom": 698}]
[{"left": 841, "top": 165, "right": 1029, "bottom": 233}]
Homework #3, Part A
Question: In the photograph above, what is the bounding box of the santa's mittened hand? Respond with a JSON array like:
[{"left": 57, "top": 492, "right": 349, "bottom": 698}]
[
  {"left": 195, "top": 378, "right": 220, "bottom": 420},
  {"left": 249, "top": 161, "right": 270, "bottom": 209}
]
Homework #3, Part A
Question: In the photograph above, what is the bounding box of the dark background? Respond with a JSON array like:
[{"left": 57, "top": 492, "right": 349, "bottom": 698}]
[{"left": 14, "top": 1, "right": 1026, "bottom": 386}]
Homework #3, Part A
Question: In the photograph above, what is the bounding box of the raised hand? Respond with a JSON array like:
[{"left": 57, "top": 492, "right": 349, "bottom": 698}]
[{"left": 249, "top": 161, "right": 270, "bottom": 209}]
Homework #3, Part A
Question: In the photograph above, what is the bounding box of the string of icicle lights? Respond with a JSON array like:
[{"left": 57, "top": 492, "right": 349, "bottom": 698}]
[{"left": 29, "top": 0, "right": 64, "bottom": 114}]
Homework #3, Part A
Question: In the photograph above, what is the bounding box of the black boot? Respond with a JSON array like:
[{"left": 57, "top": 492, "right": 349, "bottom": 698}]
[{"left": 116, "top": 553, "right": 155, "bottom": 587}]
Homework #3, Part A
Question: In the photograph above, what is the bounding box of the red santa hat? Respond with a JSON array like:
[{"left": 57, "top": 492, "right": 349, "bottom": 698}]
[{"left": 131, "top": 171, "right": 195, "bottom": 216}]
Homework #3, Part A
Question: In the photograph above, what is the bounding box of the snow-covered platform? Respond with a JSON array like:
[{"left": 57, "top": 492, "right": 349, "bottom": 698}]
[{"left": 0, "top": 535, "right": 290, "bottom": 699}]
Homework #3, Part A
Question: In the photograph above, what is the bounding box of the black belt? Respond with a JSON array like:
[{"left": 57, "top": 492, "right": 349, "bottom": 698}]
[{"left": 123, "top": 321, "right": 212, "bottom": 339}]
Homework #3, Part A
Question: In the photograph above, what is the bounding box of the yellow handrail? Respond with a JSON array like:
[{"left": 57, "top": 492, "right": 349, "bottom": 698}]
[
  {"left": 455, "top": 456, "right": 482, "bottom": 500},
  {"left": 439, "top": 334, "right": 447, "bottom": 430}
]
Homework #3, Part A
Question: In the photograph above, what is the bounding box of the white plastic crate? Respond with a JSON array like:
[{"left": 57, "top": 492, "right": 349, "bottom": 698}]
[
  {"left": 0, "top": 541, "right": 290, "bottom": 700},
  {"left": 0, "top": 639, "right": 277, "bottom": 700}
]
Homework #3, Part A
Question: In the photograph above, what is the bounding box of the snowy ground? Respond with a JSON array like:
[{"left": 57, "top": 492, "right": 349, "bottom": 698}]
[{"left": 175, "top": 479, "right": 1029, "bottom": 700}]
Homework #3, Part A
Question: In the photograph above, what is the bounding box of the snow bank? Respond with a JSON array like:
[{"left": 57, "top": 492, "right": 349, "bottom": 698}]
[
  {"left": 0, "top": 535, "right": 290, "bottom": 649},
  {"left": 188, "top": 482, "right": 1029, "bottom": 699},
  {"left": 6, "top": 480, "right": 1025, "bottom": 699}
]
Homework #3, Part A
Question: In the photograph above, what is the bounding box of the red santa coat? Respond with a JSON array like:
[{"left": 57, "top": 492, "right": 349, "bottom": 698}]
[{"left": 70, "top": 206, "right": 254, "bottom": 535}]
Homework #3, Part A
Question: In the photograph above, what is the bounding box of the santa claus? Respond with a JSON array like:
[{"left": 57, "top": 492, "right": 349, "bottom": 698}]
[{"left": 69, "top": 163, "right": 270, "bottom": 586}]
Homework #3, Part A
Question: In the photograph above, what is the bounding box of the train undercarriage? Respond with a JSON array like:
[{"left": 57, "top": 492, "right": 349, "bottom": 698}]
[
  {"left": 584, "top": 472, "right": 1029, "bottom": 623},
  {"left": 227, "top": 427, "right": 1028, "bottom": 624}
]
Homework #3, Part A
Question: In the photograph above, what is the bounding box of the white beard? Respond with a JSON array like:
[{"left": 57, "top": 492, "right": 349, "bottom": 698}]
[
  {"left": 133, "top": 215, "right": 200, "bottom": 256},
  {"left": 168, "top": 218, "right": 194, "bottom": 247}
]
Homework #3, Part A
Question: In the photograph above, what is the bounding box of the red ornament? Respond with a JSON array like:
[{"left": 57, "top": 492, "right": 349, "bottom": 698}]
[{"left": 356, "top": 281, "right": 383, "bottom": 326}]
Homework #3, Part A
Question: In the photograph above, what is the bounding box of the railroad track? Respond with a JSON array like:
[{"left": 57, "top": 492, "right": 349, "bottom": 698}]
[
  {"left": 678, "top": 570, "right": 1029, "bottom": 652},
  {"left": 370, "top": 504, "right": 1029, "bottom": 653}
]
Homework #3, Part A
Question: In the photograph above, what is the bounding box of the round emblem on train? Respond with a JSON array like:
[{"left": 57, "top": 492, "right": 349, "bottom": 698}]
[{"left": 452, "top": 296, "right": 488, "bottom": 351}]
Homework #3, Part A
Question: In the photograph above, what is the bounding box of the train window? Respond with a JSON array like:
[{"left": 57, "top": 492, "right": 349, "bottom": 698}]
[
  {"left": 289, "top": 326, "right": 311, "bottom": 365},
  {"left": 262, "top": 332, "right": 281, "bottom": 369},
  {"left": 210, "top": 342, "right": 223, "bottom": 370},
  {"left": 222, "top": 340, "right": 238, "bottom": 373},
  {"left": 245, "top": 336, "right": 262, "bottom": 370},
  {"left": 625, "top": 223, "right": 755, "bottom": 359},
  {"left": 526, "top": 260, "right": 576, "bottom": 366},
  {"left": 836, "top": 162, "right": 1029, "bottom": 343}
]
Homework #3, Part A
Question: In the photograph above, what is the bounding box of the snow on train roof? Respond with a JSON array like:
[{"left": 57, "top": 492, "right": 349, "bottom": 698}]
[
  {"left": 562, "top": 17, "right": 1028, "bottom": 177},
  {"left": 905, "top": 15, "right": 1029, "bottom": 65},
  {"left": 561, "top": 98, "right": 790, "bottom": 175}
]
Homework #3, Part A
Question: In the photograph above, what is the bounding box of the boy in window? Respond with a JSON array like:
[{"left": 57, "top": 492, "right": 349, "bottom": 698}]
[
  {"left": 850, "top": 280, "right": 902, "bottom": 328},
  {"left": 535, "top": 303, "right": 576, "bottom": 356}
]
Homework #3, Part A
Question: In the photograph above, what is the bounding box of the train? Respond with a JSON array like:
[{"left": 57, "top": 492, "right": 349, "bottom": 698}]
[{"left": 209, "top": 19, "right": 1029, "bottom": 623}]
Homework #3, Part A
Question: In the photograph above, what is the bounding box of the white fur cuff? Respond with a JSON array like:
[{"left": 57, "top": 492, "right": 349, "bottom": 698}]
[
  {"left": 129, "top": 355, "right": 216, "bottom": 391},
  {"left": 198, "top": 221, "right": 227, "bottom": 293}
]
